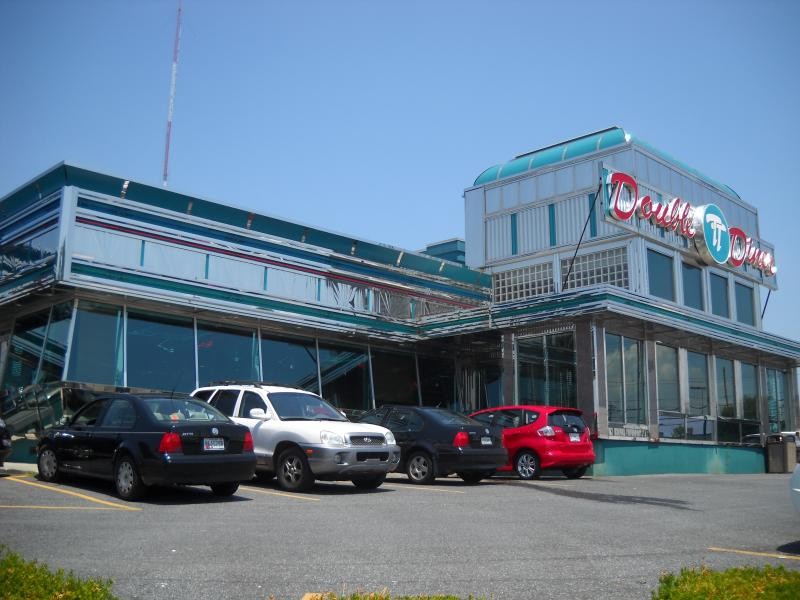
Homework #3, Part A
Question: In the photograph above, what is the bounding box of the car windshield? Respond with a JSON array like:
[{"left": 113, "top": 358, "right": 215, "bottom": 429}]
[
  {"left": 268, "top": 392, "right": 347, "bottom": 422},
  {"left": 425, "top": 408, "right": 476, "bottom": 426},
  {"left": 143, "top": 397, "right": 228, "bottom": 423}
]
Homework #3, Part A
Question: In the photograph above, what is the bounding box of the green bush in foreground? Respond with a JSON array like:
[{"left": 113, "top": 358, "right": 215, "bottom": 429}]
[
  {"left": 0, "top": 545, "right": 116, "bottom": 600},
  {"left": 652, "top": 564, "right": 800, "bottom": 600}
]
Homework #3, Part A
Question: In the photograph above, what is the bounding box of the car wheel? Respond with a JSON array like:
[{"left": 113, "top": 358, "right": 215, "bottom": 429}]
[
  {"left": 515, "top": 451, "right": 541, "bottom": 480},
  {"left": 210, "top": 482, "right": 240, "bottom": 496},
  {"left": 276, "top": 448, "right": 314, "bottom": 492},
  {"left": 351, "top": 474, "right": 387, "bottom": 489},
  {"left": 115, "top": 456, "right": 147, "bottom": 500},
  {"left": 563, "top": 466, "right": 588, "bottom": 479},
  {"left": 37, "top": 446, "right": 60, "bottom": 482},
  {"left": 458, "top": 471, "right": 489, "bottom": 484},
  {"left": 406, "top": 451, "right": 436, "bottom": 484}
]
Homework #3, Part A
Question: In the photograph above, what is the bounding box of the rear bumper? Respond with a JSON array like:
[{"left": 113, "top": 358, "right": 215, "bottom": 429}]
[
  {"left": 303, "top": 444, "right": 402, "bottom": 479},
  {"left": 436, "top": 447, "right": 508, "bottom": 475},
  {"left": 139, "top": 453, "right": 256, "bottom": 486},
  {"left": 538, "top": 446, "right": 596, "bottom": 470}
]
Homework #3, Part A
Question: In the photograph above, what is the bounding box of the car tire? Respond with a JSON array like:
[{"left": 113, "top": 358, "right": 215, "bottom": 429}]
[
  {"left": 37, "top": 446, "right": 60, "bottom": 482},
  {"left": 115, "top": 455, "right": 147, "bottom": 501},
  {"left": 276, "top": 448, "right": 314, "bottom": 492},
  {"left": 406, "top": 451, "right": 436, "bottom": 484},
  {"left": 351, "top": 474, "right": 387, "bottom": 489},
  {"left": 210, "top": 482, "right": 240, "bottom": 496},
  {"left": 562, "top": 466, "right": 588, "bottom": 479},
  {"left": 515, "top": 451, "right": 541, "bottom": 480},
  {"left": 458, "top": 471, "right": 489, "bottom": 484}
]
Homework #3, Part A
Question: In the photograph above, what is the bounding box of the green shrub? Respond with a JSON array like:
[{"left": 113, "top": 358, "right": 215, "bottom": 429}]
[
  {"left": 652, "top": 564, "right": 800, "bottom": 600},
  {"left": 0, "top": 545, "right": 116, "bottom": 600}
]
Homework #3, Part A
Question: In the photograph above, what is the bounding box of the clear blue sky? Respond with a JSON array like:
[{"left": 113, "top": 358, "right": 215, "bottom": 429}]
[{"left": 1, "top": 0, "right": 799, "bottom": 341}]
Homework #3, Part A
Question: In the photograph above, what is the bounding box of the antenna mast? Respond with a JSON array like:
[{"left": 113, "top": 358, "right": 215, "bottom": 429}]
[{"left": 162, "top": 0, "right": 183, "bottom": 187}]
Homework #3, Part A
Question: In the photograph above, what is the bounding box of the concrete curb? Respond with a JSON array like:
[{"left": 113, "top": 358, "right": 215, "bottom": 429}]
[{"left": 1, "top": 462, "right": 38, "bottom": 475}]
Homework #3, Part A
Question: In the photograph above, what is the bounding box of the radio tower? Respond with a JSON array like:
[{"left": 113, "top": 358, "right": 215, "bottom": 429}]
[{"left": 162, "top": 0, "right": 183, "bottom": 187}]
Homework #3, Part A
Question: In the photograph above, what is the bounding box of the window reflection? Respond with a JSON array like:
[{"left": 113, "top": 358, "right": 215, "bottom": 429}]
[
  {"left": 647, "top": 249, "right": 675, "bottom": 301},
  {"left": 127, "top": 311, "right": 196, "bottom": 392},
  {"left": 681, "top": 263, "right": 704, "bottom": 310},
  {"left": 419, "top": 356, "right": 455, "bottom": 408},
  {"left": 3, "top": 309, "right": 50, "bottom": 394},
  {"left": 66, "top": 302, "right": 124, "bottom": 387},
  {"left": 318, "top": 343, "right": 370, "bottom": 412},
  {"left": 735, "top": 283, "right": 755, "bottom": 326},
  {"left": 372, "top": 350, "right": 418, "bottom": 407},
  {"left": 710, "top": 273, "right": 729, "bottom": 318},
  {"left": 687, "top": 351, "right": 709, "bottom": 418},
  {"left": 196, "top": 322, "right": 259, "bottom": 387},
  {"left": 261, "top": 334, "right": 319, "bottom": 393},
  {"left": 517, "top": 333, "right": 576, "bottom": 408},
  {"left": 38, "top": 302, "right": 73, "bottom": 385}
]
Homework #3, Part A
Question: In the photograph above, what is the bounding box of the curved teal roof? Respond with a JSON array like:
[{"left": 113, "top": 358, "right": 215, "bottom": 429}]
[{"left": 473, "top": 126, "right": 740, "bottom": 200}]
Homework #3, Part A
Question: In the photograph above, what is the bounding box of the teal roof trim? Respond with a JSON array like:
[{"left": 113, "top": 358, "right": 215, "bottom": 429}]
[{"left": 2, "top": 163, "right": 491, "bottom": 289}]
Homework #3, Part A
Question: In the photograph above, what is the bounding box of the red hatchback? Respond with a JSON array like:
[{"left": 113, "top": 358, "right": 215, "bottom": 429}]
[{"left": 469, "top": 405, "right": 595, "bottom": 479}]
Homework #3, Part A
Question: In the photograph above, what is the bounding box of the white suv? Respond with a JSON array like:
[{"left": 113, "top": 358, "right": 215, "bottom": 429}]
[{"left": 192, "top": 383, "right": 400, "bottom": 492}]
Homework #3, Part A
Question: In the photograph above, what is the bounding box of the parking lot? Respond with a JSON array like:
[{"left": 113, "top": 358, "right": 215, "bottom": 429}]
[{"left": 1, "top": 467, "right": 799, "bottom": 600}]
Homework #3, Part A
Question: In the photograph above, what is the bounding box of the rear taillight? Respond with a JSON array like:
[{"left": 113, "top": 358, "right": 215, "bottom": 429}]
[
  {"left": 537, "top": 425, "right": 556, "bottom": 437},
  {"left": 243, "top": 431, "right": 254, "bottom": 452},
  {"left": 158, "top": 432, "right": 183, "bottom": 454},
  {"left": 453, "top": 431, "right": 470, "bottom": 448}
]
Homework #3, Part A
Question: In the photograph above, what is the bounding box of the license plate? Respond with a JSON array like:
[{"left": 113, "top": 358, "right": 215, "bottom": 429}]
[
  {"left": 481, "top": 436, "right": 492, "bottom": 446},
  {"left": 569, "top": 433, "right": 581, "bottom": 442},
  {"left": 203, "top": 438, "right": 225, "bottom": 451}
]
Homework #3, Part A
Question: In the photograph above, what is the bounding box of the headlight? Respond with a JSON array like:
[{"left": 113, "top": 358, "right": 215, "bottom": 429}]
[
  {"left": 384, "top": 431, "right": 396, "bottom": 445},
  {"left": 0, "top": 418, "right": 5, "bottom": 428},
  {"left": 320, "top": 430, "right": 346, "bottom": 447}
]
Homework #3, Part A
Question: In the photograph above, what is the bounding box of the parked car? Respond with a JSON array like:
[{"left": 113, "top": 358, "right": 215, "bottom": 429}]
[
  {"left": 791, "top": 464, "right": 800, "bottom": 514},
  {"left": 353, "top": 405, "right": 507, "bottom": 484},
  {"left": 469, "top": 405, "right": 595, "bottom": 479},
  {"left": 0, "top": 416, "right": 12, "bottom": 467},
  {"left": 36, "top": 393, "right": 256, "bottom": 500},
  {"left": 191, "top": 383, "right": 401, "bottom": 491}
]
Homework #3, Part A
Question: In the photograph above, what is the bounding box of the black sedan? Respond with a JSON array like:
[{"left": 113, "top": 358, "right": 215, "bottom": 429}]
[
  {"left": 36, "top": 394, "right": 256, "bottom": 500},
  {"left": 355, "top": 405, "right": 507, "bottom": 484}
]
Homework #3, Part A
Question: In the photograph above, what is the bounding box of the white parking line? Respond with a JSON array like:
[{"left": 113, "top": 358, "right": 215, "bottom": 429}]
[
  {"left": 382, "top": 483, "right": 466, "bottom": 494},
  {"left": 708, "top": 547, "right": 800, "bottom": 561},
  {"left": 240, "top": 485, "right": 321, "bottom": 501}
]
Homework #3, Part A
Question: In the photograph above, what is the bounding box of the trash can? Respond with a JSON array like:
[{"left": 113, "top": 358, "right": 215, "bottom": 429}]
[{"left": 766, "top": 434, "right": 797, "bottom": 473}]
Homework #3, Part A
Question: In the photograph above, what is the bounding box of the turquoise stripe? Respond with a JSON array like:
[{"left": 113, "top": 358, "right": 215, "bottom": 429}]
[
  {"left": 548, "top": 204, "right": 556, "bottom": 247},
  {"left": 588, "top": 194, "right": 597, "bottom": 238},
  {"left": 510, "top": 213, "right": 518, "bottom": 255}
]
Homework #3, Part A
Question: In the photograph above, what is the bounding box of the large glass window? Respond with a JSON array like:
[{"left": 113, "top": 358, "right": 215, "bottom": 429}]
[
  {"left": 605, "top": 333, "right": 646, "bottom": 426},
  {"left": 127, "top": 311, "right": 196, "bottom": 392},
  {"left": 715, "top": 358, "right": 736, "bottom": 418},
  {"left": 687, "top": 351, "right": 709, "bottom": 417},
  {"left": 66, "top": 302, "right": 124, "bottom": 386},
  {"left": 3, "top": 309, "right": 51, "bottom": 394},
  {"left": 418, "top": 356, "right": 455, "bottom": 408},
  {"left": 517, "top": 333, "right": 576, "bottom": 408},
  {"left": 681, "top": 263, "right": 704, "bottom": 311},
  {"left": 741, "top": 362, "right": 759, "bottom": 421},
  {"left": 38, "top": 302, "right": 73, "bottom": 384},
  {"left": 656, "top": 345, "right": 680, "bottom": 412},
  {"left": 766, "top": 368, "right": 788, "bottom": 433},
  {"left": 196, "top": 322, "right": 259, "bottom": 387},
  {"left": 647, "top": 249, "right": 675, "bottom": 301},
  {"left": 710, "top": 273, "right": 729, "bottom": 318},
  {"left": 318, "top": 343, "right": 370, "bottom": 412},
  {"left": 261, "top": 335, "right": 319, "bottom": 393},
  {"left": 735, "top": 282, "right": 755, "bottom": 326},
  {"left": 371, "top": 350, "right": 418, "bottom": 407}
]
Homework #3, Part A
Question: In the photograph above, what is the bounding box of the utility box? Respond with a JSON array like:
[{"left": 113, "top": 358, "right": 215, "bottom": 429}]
[{"left": 766, "top": 434, "right": 798, "bottom": 473}]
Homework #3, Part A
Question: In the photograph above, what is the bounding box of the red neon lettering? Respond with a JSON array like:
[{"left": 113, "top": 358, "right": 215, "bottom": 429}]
[
  {"left": 637, "top": 195, "right": 653, "bottom": 219},
  {"left": 728, "top": 227, "right": 747, "bottom": 267},
  {"left": 609, "top": 172, "right": 638, "bottom": 221}
]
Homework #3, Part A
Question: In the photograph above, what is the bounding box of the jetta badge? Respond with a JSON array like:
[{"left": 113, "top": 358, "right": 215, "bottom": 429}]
[{"left": 211, "top": 427, "right": 219, "bottom": 435}]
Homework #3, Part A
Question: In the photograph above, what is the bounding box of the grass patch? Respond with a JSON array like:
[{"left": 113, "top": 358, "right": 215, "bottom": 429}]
[
  {"left": 0, "top": 545, "right": 116, "bottom": 600},
  {"left": 652, "top": 565, "right": 800, "bottom": 599}
]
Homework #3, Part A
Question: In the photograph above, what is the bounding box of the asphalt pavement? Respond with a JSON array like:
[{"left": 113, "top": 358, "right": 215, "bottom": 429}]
[{"left": 1, "top": 464, "right": 798, "bottom": 600}]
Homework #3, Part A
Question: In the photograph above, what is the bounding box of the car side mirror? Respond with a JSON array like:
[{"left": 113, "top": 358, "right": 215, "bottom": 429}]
[{"left": 249, "top": 408, "right": 270, "bottom": 420}]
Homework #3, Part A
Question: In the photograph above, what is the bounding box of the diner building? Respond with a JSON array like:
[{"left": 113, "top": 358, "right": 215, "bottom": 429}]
[{"left": 1, "top": 126, "right": 798, "bottom": 474}]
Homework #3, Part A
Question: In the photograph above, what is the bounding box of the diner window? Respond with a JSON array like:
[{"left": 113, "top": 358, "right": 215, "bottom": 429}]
[
  {"left": 318, "top": 343, "right": 370, "bottom": 412},
  {"left": 766, "top": 368, "right": 788, "bottom": 433},
  {"left": 735, "top": 282, "right": 755, "bottom": 326},
  {"left": 710, "top": 273, "right": 729, "bottom": 318},
  {"left": 741, "top": 362, "right": 759, "bottom": 421},
  {"left": 681, "top": 263, "right": 704, "bottom": 311},
  {"left": 656, "top": 345, "right": 680, "bottom": 411},
  {"left": 647, "top": 249, "right": 675, "bottom": 301},
  {"left": 196, "top": 322, "right": 260, "bottom": 387},
  {"left": 372, "top": 350, "right": 418, "bottom": 406},
  {"left": 4, "top": 309, "right": 51, "bottom": 393},
  {"left": 66, "top": 302, "right": 124, "bottom": 387},
  {"left": 261, "top": 334, "right": 319, "bottom": 393},
  {"left": 715, "top": 358, "right": 736, "bottom": 418},
  {"left": 517, "top": 333, "right": 576, "bottom": 408},
  {"left": 418, "top": 356, "right": 455, "bottom": 408},
  {"left": 687, "top": 352, "right": 709, "bottom": 417},
  {"left": 127, "top": 311, "right": 196, "bottom": 393},
  {"left": 37, "top": 302, "right": 73, "bottom": 385},
  {"left": 605, "top": 333, "right": 646, "bottom": 426}
]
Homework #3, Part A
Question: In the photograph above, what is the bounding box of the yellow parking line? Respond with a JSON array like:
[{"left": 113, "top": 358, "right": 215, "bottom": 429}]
[
  {"left": 0, "top": 505, "right": 119, "bottom": 511},
  {"left": 708, "top": 547, "right": 800, "bottom": 561},
  {"left": 6, "top": 476, "right": 140, "bottom": 511},
  {"left": 382, "top": 483, "right": 466, "bottom": 494},
  {"left": 240, "top": 485, "right": 321, "bottom": 501}
]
